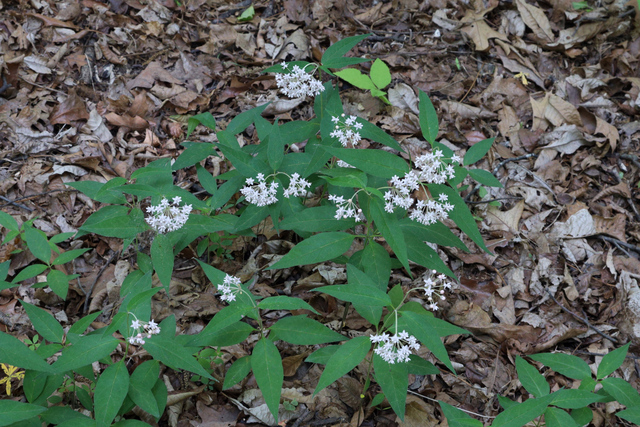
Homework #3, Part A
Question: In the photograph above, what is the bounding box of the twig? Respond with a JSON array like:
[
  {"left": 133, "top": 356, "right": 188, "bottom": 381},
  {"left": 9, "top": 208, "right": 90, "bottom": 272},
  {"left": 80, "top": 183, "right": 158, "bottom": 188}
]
[
  {"left": 464, "top": 153, "right": 538, "bottom": 202},
  {"left": 597, "top": 235, "right": 640, "bottom": 255},
  {"left": 407, "top": 390, "right": 496, "bottom": 419},
  {"left": 84, "top": 250, "right": 120, "bottom": 314},
  {"left": 0, "top": 195, "right": 33, "bottom": 212},
  {"left": 466, "top": 196, "right": 524, "bottom": 205},
  {"left": 0, "top": 189, "right": 78, "bottom": 209},
  {"left": 546, "top": 289, "right": 619, "bottom": 344},
  {"left": 290, "top": 408, "right": 312, "bottom": 427},
  {"left": 309, "top": 417, "right": 347, "bottom": 426}
]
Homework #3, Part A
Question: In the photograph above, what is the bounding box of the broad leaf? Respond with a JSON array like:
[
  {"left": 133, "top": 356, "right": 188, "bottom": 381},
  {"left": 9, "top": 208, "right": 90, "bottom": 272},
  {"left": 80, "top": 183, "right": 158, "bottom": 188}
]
[
  {"left": 597, "top": 343, "right": 629, "bottom": 380},
  {"left": 223, "top": 356, "right": 252, "bottom": 390},
  {"left": 374, "top": 354, "right": 408, "bottom": 420},
  {"left": 324, "top": 147, "right": 410, "bottom": 179},
  {"left": 94, "top": 361, "right": 129, "bottom": 427},
  {"left": 269, "top": 232, "right": 355, "bottom": 270},
  {"left": 20, "top": 301, "right": 64, "bottom": 344},
  {"left": 492, "top": 393, "right": 554, "bottom": 427},
  {"left": 321, "top": 33, "right": 371, "bottom": 69},
  {"left": 544, "top": 407, "right": 579, "bottom": 427},
  {"left": 52, "top": 335, "right": 118, "bottom": 373},
  {"left": 463, "top": 138, "right": 495, "bottom": 166},
  {"left": 143, "top": 336, "right": 213, "bottom": 380},
  {"left": 314, "top": 336, "right": 371, "bottom": 395},
  {"left": 270, "top": 316, "right": 345, "bottom": 345},
  {"left": 439, "top": 401, "right": 483, "bottom": 427},
  {"left": 251, "top": 339, "right": 283, "bottom": 420},
  {"left": 258, "top": 296, "right": 318, "bottom": 314},
  {"left": 418, "top": 89, "right": 439, "bottom": 144},
  {"left": 529, "top": 353, "right": 591, "bottom": 380},
  {"left": 516, "top": 356, "right": 549, "bottom": 398},
  {"left": 0, "top": 401, "right": 46, "bottom": 426},
  {"left": 151, "top": 234, "right": 174, "bottom": 293}
]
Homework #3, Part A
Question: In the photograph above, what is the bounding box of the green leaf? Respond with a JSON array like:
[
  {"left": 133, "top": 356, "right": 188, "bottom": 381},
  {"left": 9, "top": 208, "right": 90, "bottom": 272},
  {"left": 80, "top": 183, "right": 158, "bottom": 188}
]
[
  {"left": 439, "top": 401, "right": 483, "bottom": 427},
  {"left": 129, "top": 360, "right": 160, "bottom": 418},
  {"left": 314, "top": 283, "right": 391, "bottom": 307},
  {"left": 80, "top": 206, "right": 146, "bottom": 239},
  {"left": 187, "top": 304, "right": 254, "bottom": 347},
  {"left": 358, "top": 120, "right": 403, "bottom": 152},
  {"left": 94, "top": 177, "right": 128, "bottom": 204},
  {"left": 320, "top": 167, "right": 368, "bottom": 188},
  {"left": 360, "top": 242, "right": 391, "bottom": 290},
  {"left": 335, "top": 69, "right": 377, "bottom": 90},
  {"left": 269, "top": 232, "right": 355, "bottom": 270},
  {"left": 321, "top": 33, "right": 371, "bottom": 69},
  {"left": 306, "top": 345, "right": 339, "bottom": 365},
  {"left": 151, "top": 234, "right": 174, "bottom": 293},
  {"left": 0, "top": 211, "right": 19, "bottom": 232},
  {"left": 52, "top": 248, "right": 91, "bottom": 266},
  {"left": 68, "top": 311, "right": 102, "bottom": 335},
  {"left": 544, "top": 407, "right": 579, "bottom": 427},
  {"left": 235, "top": 204, "right": 270, "bottom": 231},
  {"left": 45, "top": 269, "right": 73, "bottom": 300},
  {"left": 428, "top": 184, "right": 489, "bottom": 252},
  {"left": 600, "top": 377, "right": 640, "bottom": 407},
  {"left": 197, "top": 321, "right": 254, "bottom": 347},
  {"left": 66, "top": 180, "right": 104, "bottom": 201},
  {"left": 223, "top": 356, "right": 252, "bottom": 390},
  {"left": 11, "top": 264, "right": 48, "bottom": 284},
  {"left": 516, "top": 356, "right": 550, "bottom": 398},
  {"left": 52, "top": 335, "right": 118, "bottom": 373},
  {"left": 570, "top": 406, "right": 592, "bottom": 425},
  {"left": 0, "top": 331, "right": 52, "bottom": 372},
  {"left": 398, "top": 218, "right": 468, "bottom": 252},
  {"left": 251, "top": 339, "right": 283, "bottom": 420},
  {"left": 267, "top": 122, "right": 284, "bottom": 170},
  {"left": 617, "top": 406, "right": 640, "bottom": 424},
  {"left": 370, "top": 59, "right": 391, "bottom": 89},
  {"left": 407, "top": 355, "right": 440, "bottom": 375},
  {"left": 403, "top": 232, "right": 454, "bottom": 277},
  {"left": 373, "top": 353, "right": 408, "bottom": 420},
  {"left": 324, "top": 147, "right": 410, "bottom": 179},
  {"left": 399, "top": 311, "right": 455, "bottom": 373},
  {"left": 270, "top": 316, "right": 345, "bottom": 345},
  {"left": 418, "top": 90, "right": 439, "bottom": 144},
  {"left": 143, "top": 336, "right": 213, "bottom": 380},
  {"left": 314, "top": 335, "right": 371, "bottom": 396},
  {"left": 550, "top": 389, "right": 606, "bottom": 409},
  {"left": 492, "top": 393, "right": 554, "bottom": 427},
  {"left": 368, "top": 196, "right": 409, "bottom": 272},
  {"left": 463, "top": 138, "right": 495, "bottom": 166},
  {"left": 529, "top": 353, "right": 591, "bottom": 380},
  {"left": 94, "top": 361, "right": 130, "bottom": 427},
  {"left": 468, "top": 168, "right": 503, "bottom": 187},
  {"left": 238, "top": 5, "right": 255, "bottom": 21},
  {"left": 224, "top": 103, "right": 269, "bottom": 135},
  {"left": 23, "top": 226, "right": 51, "bottom": 264},
  {"left": 20, "top": 301, "right": 65, "bottom": 344},
  {"left": 597, "top": 343, "right": 629, "bottom": 379},
  {"left": 279, "top": 206, "right": 355, "bottom": 232},
  {"left": 40, "top": 406, "right": 93, "bottom": 424},
  {"left": 258, "top": 296, "right": 318, "bottom": 314},
  {"left": 0, "top": 401, "right": 46, "bottom": 426},
  {"left": 173, "top": 142, "right": 217, "bottom": 170},
  {"left": 186, "top": 112, "right": 216, "bottom": 138}
]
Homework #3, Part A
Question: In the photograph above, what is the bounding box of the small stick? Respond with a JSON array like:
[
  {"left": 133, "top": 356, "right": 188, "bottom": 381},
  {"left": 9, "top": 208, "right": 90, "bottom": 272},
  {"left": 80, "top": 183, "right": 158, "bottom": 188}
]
[
  {"left": 597, "top": 235, "right": 640, "bottom": 255},
  {"left": 0, "top": 195, "right": 33, "bottom": 212},
  {"left": 546, "top": 288, "right": 619, "bottom": 344},
  {"left": 84, "top": 250, "right": 120, "bottom": 314}
]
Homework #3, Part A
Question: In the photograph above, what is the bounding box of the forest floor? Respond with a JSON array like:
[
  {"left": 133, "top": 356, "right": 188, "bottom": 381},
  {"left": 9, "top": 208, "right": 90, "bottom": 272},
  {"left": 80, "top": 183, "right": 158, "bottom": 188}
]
[{"left": 1, "top": 0, "right": 640, "bottom": 426}]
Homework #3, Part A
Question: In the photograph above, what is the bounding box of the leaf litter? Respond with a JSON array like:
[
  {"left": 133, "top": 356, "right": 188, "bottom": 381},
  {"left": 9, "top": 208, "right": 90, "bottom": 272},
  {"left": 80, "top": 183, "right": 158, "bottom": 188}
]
[{"left": 1, "top": 0, "right": 640, "bottom": 425}]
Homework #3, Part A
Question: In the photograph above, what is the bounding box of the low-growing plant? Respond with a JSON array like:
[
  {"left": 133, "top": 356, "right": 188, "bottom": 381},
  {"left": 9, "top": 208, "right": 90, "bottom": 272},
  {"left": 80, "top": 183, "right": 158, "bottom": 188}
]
[{"left": 0, "top": 34, "right": 638, "bottom": 427}]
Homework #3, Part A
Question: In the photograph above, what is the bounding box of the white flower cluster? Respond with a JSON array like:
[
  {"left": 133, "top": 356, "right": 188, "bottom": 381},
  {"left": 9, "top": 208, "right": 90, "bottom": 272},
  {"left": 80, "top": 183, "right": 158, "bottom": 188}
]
[
  {"left": 217, "top": 274, "right": 242, "bottom": 303},
  {"left": 370, "top": 330, "right": 420, "bottom": 364},
  {"left": 421, "top": 270, "right": 453, "bottom": 311},
  {"left": 330, "top": 114, "right": 363, "bottom": 147},
  {"left": 383, "top": 150, "right": 461, "bottom": 225},
  {"left": 145, "top": 196, "right": 192, "bottom": 234},
  {"left": 241, "top": 173, "right": 312, "bottom": 206},
  {"left": 275, "top": 63, "right": 325, "bottom": 98},
  {"left": 240, "top": 173, "right": 279, "bottom": 206},
  {"left": 282, "top": 173, "right": 312, "bottom": 198},
  {"left": 328, "top": 194, "right": 365, "bottom": 221},
  {"left": 128, "top": 318, "right": 160, "bottom": 345}
]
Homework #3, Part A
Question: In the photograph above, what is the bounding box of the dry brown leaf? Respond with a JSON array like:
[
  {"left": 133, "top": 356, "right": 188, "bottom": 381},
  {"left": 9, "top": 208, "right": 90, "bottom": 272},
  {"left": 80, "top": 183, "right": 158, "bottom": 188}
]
[
  {"left": 282, "top": 353, "right": 307, "bottom": 377},
  {"left": 592, "top": 182, "right": 631, "bottom": 203},
  {"left": 460, "top": 9, "right": 509, "bottom": 51},
  {"left": 515, "top": 0, "right": 554, "bottom": 42},
  {"left": 397, "top": 395, "right": 438, "bottom": 427},
  {"left": 50, "top": 90, "right": 90, "bottom": 125},
  {"left": 104, "top": 113, "right": 149, "bottom": 130},
  {"left": 594, "top": 213, "right": 627, "bottom": 243}
]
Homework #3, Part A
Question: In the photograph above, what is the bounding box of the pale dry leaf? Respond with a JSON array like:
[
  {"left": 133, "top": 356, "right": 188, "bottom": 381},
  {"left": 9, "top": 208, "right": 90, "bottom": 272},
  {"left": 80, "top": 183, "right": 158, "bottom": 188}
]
[
  {"left": 502, "top": 10, "right": 525, "bottom": 37},
  {"left": 551, "top": 209, "right": 597, "bottom": 238},
  {"left": 594, "top": 213, "right": 627, "bottom": 243},
  {"left": 23, "top": 55, "right": 52, "bottom": 74},
  {"left": 592, "top": 181, "right": 631, "bottom": 202},
  {"left": 388, "top": 83, "right": 419, "bottom": 115},
  {"left": 540, "top": 124, "right": 587, "bottom": 155},
  {"left": 486, "top": 200, "right": 524, "bottom": 233},
  {"left": 546, "top": 93, "right": 581, "bottom": 126},
  {"left": 515, "top": 0, "right": 554, "bottom": 42},
  {"left": 432, "top": 9, "right": 460, "bottom": 31},
  {"left": 440, "top": 100, "right": 496, "bottom": 119},
  {"left": 595, "top": 116, "right": 619, "bottom": 150}
]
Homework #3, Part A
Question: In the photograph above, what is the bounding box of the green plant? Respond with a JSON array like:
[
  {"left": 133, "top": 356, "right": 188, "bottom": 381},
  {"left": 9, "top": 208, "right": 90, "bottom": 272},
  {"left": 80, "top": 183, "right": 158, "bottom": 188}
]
[
  {"left": 0, "top": 33, "right": 636, "bottom": 427},
  {"left": 335, "top": 58, "right": 392, "bottom": 104}
]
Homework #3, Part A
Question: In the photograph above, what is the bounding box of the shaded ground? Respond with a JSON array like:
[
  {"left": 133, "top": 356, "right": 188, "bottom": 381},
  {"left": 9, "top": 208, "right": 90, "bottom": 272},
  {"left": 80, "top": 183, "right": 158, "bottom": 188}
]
[{"left": 2, "top": 0, "right": 640, "bottom": 425}]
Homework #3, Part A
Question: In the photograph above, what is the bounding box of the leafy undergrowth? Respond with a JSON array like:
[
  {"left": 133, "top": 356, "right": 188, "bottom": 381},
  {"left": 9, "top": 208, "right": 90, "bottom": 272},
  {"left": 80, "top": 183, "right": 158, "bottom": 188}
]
[{"left": 1, "top": 0, "right": 640, "bottom": 426}]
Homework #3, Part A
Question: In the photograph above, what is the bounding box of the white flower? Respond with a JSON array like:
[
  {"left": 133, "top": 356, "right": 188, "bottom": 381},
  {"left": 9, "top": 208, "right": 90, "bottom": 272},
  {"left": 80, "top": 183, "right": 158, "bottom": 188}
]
[
  {"left": 328, "top": 193, "right": 365, "bottom": 221},
  {"left": 240, "top": 174, "right": 279, "bottom": 206},
  {"left": 128, "top": 317, "right": 161, "bottom": 346},
  {"left": 145, "top": 197, "right": 192, "bottom": 234},
  {"left": 421, "top": 270, "right": 455, "bottom": 311},
  {"left": 218, "top": 274, "right": 242, "bottom": 303},
  {"left": 275, "top": 63, "right": 325, "bottom": 98},
  {"left": 330, "top": 114, "right": 363, "bottom": 147},
  {"left": 370, "top": 330, "right": 420, "bottom": 364},
  {"left": 283, "top": 173, "right": 312, "bottom": 198}
]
